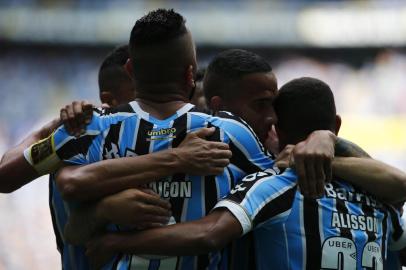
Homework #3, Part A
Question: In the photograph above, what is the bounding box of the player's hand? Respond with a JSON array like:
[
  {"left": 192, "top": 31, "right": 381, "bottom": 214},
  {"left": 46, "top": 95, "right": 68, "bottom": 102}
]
[
  {"left": 292, "top": 130, "right": 336, "bottom": 198},
  {"left": 275, "top": 144, "right": 295, "bottom": 169},
  {"left": 60, "top": 100, "right": 94, "bottom": 137},
  {"left": 175, "top": 127, "right": 232, "bottom": 175},
  {"left": 86, "top": 233, "right": 116, "bottom": 270},
  {"left": 96, "top": 188, "right": 171, "bottom": 228},
  {"left": 265, "top": 126, "right": 280, "bottom": 156}
]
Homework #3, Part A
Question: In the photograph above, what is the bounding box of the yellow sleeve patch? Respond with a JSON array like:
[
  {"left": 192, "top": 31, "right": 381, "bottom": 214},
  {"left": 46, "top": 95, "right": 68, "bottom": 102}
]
[{"left": 24, "top": 134, "right": 63, "bottom": 175}]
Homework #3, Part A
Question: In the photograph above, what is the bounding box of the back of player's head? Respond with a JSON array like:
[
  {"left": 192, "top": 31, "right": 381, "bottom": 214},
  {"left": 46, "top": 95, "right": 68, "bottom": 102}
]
[
  {"left": 274, "top": 77, "right": 337, "bottom": 145},
  {"left": 98, "top": 45, "right": 135, "bottom": 106},
  {"left": 98, "top": 45, "right": 133, "bottom": 93},
  {"left": 204, "top": 49, "right": 272, "bottom": 101},
  {"left": 128, "top": 9, "right": 196, "bottom": 96},
  {"left": 190, "top": 67, "right": 208, "bottom": 111}
]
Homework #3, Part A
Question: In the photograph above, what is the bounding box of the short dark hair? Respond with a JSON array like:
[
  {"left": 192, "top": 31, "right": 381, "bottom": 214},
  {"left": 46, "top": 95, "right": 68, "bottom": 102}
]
[
  {"left": 128, "top": 9, "right": 194, "bottom": 89},
  {"left": 204, "top": 49, "right": 272, "bottom": 101},
  {"left": 274, "top": 77, "right": 336, "bottom": 143},
  {"left": 129, "top": 9, "right": 187, "bottom": 48},
  {"left": 98, "top": 45, "right": 132, "bottom": 93}
]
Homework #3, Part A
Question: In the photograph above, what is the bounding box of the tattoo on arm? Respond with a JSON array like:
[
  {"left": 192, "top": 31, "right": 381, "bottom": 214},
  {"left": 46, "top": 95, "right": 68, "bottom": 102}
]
[{"left": 335, "top": 137, "right": 371, "bottom": 158}]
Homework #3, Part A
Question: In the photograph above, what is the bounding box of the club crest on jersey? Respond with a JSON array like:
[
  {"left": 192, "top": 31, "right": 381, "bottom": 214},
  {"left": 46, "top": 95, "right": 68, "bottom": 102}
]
[{"left": 146, "top": 127, "right": 177, "bottom": 141}]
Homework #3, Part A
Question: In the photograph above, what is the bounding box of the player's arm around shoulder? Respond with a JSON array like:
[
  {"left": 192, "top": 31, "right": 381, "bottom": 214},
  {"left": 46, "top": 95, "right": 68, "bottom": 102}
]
[
  {"left": 0, "top": 117, "right": 63, "bottom": 193},
  {"left": 215, "top": 169, "right": 297, "bottom": 233},
  {"left": 332, "top": 157, "right": 406, "bottom": 204},
  {"left": 55, "top": 127, "right": 232, "bottom": 202},
  {"left": 335, "top": 137, "right": 371, "bottom": 158},
  {"left": 0, "top": 101, "right": 97, "bottom": 193},
  {"left": 85, "top": 206, "right": 242, "bottom": 269},
  {"left": 24, "top": 114, "right": 102, "bottom": 176},
  {"left": 0, "top": 131, "right": 43, "bottom": 193},
  {"left": 85, "top": 171, "right": 295, "bottom": 268},
  {"left": 334, "top": 136, "right": 406, "bottom": 204}
]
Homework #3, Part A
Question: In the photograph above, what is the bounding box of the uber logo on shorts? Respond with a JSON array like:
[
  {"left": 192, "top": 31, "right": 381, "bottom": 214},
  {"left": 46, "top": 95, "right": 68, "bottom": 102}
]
[{"left": 31, "top": 136, "right": 53, "bottom": 164}]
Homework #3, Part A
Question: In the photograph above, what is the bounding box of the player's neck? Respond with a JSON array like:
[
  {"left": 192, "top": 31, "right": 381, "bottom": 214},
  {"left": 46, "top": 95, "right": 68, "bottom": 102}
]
[{"left": 135, "top": 98, "right": 189, "bottom": 120}]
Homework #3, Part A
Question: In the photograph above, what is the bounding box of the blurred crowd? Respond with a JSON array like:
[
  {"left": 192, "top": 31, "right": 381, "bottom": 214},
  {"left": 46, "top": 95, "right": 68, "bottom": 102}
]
[
  {"left": 1, "top": 48, "right": 405, "bottom": 155},
  {"left": 0, "top": 0, "right": 329, "bottom": 8},
  {"left": 275, "top": 50, "right": 406, "bottom": 116}
]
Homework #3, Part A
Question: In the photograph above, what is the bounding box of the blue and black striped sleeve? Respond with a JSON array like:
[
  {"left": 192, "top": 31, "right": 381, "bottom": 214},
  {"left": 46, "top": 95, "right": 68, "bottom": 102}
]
[
  {"left": 212, "top": 112, "right": 275, "bottom": 175},
  {"left": 54, "top": 109, "right": 137, "bottom": 165},
  {"left": 24, "top": 108, "right": 134, "bottom": 172},
  {"left": 213, "top": 168, "right": 298, "bottom": 235}
]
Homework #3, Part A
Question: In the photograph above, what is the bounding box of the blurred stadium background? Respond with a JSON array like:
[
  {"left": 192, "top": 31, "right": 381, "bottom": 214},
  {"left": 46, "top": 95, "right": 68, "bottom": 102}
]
[{"left": 0, "top": 0, "right": 406, "bottom": 269}]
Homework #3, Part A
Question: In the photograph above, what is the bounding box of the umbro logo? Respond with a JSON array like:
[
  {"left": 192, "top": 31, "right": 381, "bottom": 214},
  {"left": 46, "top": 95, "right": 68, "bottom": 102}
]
[{"left": 146, "top": 127, "right": 177, "bottom": 141}]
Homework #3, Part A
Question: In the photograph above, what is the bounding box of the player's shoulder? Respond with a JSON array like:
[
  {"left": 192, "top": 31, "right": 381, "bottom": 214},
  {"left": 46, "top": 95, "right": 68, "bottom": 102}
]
[
  {"left": 93, "top": 103, "right": 136, "bottom": 117},
  {"left": 242, "top": 167, "right": 281, "bottom": 182},
  {"left": 234, "top": 169, "right": 296, "bottom": 200},
  {"left": 215, "top": 111, "right": 258, "bottom": 138},
  {"left": 53, "top": 103, "right": 138, "bottom": 142},
  {"left": 90, "top": 103, "right": 138, "bottom": 127},
  {"left": 216, "top": 110, "right": 245, "bottom": 122},
  {"left": 188, "top": 108, "right": 246, "bottom": 125},
  {"left": 249, "top": 168, "right": 296, "bottom": 185},
  {"left": 195, "top": 110, "right": 256, "bottom": 136}
]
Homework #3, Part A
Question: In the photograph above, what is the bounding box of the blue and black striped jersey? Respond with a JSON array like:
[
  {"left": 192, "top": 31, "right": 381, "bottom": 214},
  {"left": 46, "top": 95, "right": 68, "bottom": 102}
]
[
  {"left": 215, "top": 168, "right": 406, "bottom": 270},
  {"left": 34, "top": 101, "right": 274, "bottom": 270},
  {"left": 49, "top": 174, "right": 93, "bottom": 270}
]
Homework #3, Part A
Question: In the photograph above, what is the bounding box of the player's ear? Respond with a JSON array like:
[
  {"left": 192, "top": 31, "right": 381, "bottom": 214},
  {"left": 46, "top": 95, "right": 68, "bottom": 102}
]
[
  {"left": 209, "top": 96, "right": 224, "bottom": 112},
  {"left": 100, "top": 91, "right": 118, "bottom": 107},
  {"left": 124, "top": 58, "right": 134, "bottom": 78},
  {"left": 335, "top": 115, "right": 342, "bottom": 135}
]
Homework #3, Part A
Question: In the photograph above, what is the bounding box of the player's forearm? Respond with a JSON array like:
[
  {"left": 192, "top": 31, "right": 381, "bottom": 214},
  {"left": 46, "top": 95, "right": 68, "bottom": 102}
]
[
  {"left": 0, "top": 117, "right": 62, "bottom": 192},
  {"left": 99, "top": 210, "right": 240, "bottom": 256},
  {"left": 335, "top": 137, "right": 371, "bottom": 158},
  {"left": 108, "top": 220, "right": 233, "bottom": 255},
  {"left": 0, "top": 143, "right": 39, "bottom": 192},
  {"left": 56, "top": 149, "right": 183, "bottom": 201},
  {"left": 0, "top": 121, "right": 58, "bottom": 192},
  {"left": 333, "top": 157, "right": 406, "bottom": 203},
  {"left": 110, "top": 225, "right": 214, "bottom": 256}
]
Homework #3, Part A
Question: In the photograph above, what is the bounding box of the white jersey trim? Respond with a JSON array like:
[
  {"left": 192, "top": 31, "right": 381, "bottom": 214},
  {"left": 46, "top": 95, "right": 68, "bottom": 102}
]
[
  {"left": 213, "top": 199, "right": 252, "bottom": 235},
  {"left": 129, "top": 101, "right": 195, "bottom": 122}
]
